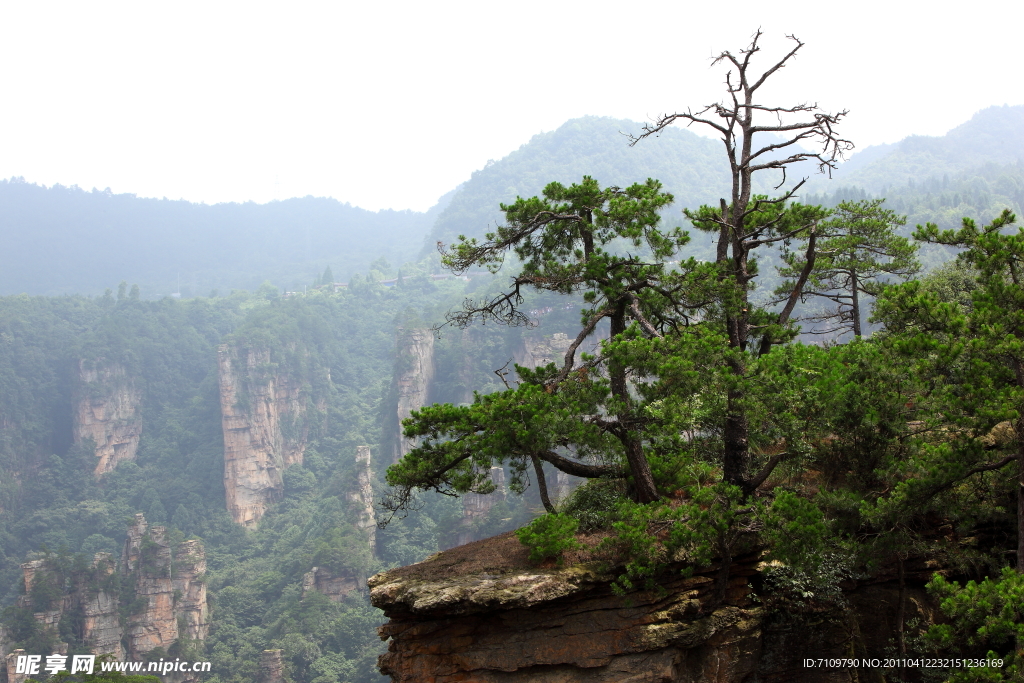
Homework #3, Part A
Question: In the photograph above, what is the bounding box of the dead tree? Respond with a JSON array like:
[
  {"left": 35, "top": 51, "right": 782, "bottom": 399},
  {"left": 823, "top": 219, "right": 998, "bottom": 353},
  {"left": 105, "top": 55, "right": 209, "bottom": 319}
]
[{"left": 631, "top": 30, "right": 853, "bottom": 492}]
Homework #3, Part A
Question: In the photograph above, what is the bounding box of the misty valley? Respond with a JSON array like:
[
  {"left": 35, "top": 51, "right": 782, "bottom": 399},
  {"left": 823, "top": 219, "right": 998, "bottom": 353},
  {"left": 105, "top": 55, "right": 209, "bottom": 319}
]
[{"left": 2, "top": 41, "right": 1024, "bottom": 683}]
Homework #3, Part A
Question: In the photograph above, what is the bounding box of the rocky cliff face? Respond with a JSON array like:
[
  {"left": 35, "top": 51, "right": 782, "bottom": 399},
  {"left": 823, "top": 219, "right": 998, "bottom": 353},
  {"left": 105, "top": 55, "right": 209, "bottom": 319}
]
[
  {"left": 6, "top": 513, "right": 209, "bottom": 679},
  {"left": 123, "top": 514, "right": 209, "bottom": 657},
  {"left": 393, "top": 329, "right": 435, "bottom": 464},
  {"left": 371, "top": 533, "right": 938, "bottom": 683},
  {"left": 451, "top": 466, "right": 506, "bottom": 548},
  {"left": 218, "top": 344, "right": 311, "bottom": 526},
  {"left": 301, "top": 566, "right": 363, "bottom": 603},
  {"left": 72, "top": 360, "right": 142, "bottom": 478},
  {"left": 258, "top": 649, "right": 288, "bottom": 683},
  {"left": 348, "top": 445, "right": 377, "bottom": 553}
]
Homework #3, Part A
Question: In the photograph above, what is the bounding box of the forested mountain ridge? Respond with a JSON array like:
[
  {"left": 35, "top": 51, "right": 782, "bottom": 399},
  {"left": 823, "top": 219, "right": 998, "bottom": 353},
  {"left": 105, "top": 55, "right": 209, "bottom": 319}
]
[
  {"left": 424, "top": 116, "right": 731, "bottom": 250},
  {"left": 0, "top": 182, "right": 452, "bottom": 298},
  {"left": 824, "top": 105, "right": 1024, "bottom": 192},
  {"left": 1, "top": 107, "right": 1020, "bottom": 304}
]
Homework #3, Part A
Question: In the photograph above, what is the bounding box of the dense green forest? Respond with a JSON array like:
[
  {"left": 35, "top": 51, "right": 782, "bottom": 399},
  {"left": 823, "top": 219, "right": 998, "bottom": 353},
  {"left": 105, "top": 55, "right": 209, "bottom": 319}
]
[
  {"left": 0, "top": 272, "right": 576, "bottom": 683},
  {"left": 2, "top": 103, "right": 1024, "bottom": 683}
]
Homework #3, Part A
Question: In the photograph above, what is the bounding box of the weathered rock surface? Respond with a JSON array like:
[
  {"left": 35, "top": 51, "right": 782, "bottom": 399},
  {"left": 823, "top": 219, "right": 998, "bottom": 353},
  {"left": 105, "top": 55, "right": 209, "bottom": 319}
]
[
  {"left": 348, "top": 445, "right": 377, "bottom": 553},
  {"left": 73, "top": 359, "right": 142, "bottom": 477},
  {"left": 258, "top": 649, "right": 288, "bottom": 683},
  {"left": 124, "top": 517, "right": 209, "bottom": 657},
  {"left": 5, "top": 648, "right": 28, "bottom": 683},
  {"left": 393, "top": 328, "right": 435, "bottom": 464},
  {"left": 451, "top": 466, "right": 506, "bottom": 548},
  {"left": 514, "top": 332, "right": 574, "bottom": 370},
  {"left": 10, "top": 513, "right": 209, "bottom": 679},
  {"left": 173, "top": 539, "right": 210, "bottom": 643},
  {"left": 301, "top": 566, "right": 363, "bottom": 603},
  {"left": 81, "top": 552, "right": 124, "bottom": 658},
  {"left": 218, "top": 344, "right": 311, "bottom": 526},
  {"left": 371, "top": 533, "right": 938, "bottom": 682}
]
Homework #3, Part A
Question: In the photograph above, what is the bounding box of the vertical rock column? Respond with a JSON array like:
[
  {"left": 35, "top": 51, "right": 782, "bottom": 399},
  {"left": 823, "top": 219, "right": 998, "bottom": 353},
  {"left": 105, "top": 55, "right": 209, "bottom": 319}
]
[
  {"left": 393, "top": 329, "right": 435, "bottom": 464},
  {"left": 454, "top": 466, "right": 506, "bottom": 547},
  {"left": 126, "top": 525, "right": 178, "bottom": 655},
  {"left": 347, "top": 445, "right": 377, "bottom": 553},
  {"left": 172, "top": 540, "right": 209, "bottom": 643},
  {"left": 218, "top": 345, "right": 309, "bottom": 527},
  {"left": 5, "top": 649, "right": 28, "bottom": 683},
  {"left": 258, "top": 649, "right": 287, "bottom": 683},
  {"left": 73, "top": 360, "right": 142, "bottom": 478},
  {"left": 80, "top": 553, "right": 124, "bottom": 659},
  {"left": 121, "top": 515, "right": 209, "bottom": 660}
]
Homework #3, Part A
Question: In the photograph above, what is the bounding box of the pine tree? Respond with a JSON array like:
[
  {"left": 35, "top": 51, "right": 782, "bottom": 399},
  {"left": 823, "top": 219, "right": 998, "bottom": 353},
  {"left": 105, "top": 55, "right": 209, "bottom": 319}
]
[{"left": 776, "top": 199, "right": 919, "bottom": 337}]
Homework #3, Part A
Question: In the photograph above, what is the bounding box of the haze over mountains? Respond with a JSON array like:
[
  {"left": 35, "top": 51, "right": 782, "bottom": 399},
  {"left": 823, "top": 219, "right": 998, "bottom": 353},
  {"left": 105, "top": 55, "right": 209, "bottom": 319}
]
[{"left": 1, "top": 105, "right": 1022, "bottom": 298}]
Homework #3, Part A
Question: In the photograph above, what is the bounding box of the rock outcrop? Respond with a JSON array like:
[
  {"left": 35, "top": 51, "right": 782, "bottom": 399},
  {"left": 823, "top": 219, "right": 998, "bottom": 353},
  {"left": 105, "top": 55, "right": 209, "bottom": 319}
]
[
  {"left": 301, "top": 566, "right": 363, "bottom": 603},
  {"left": 514, "top": 332, "right": 574, "bottom": 370},
  {"left": 80, "top": 552, "right": 124, "bottom": 658},
  {"left": 73, "top": 359, "right": 142, "bottom": 477},
  {"left": 8, "top": 513, "right": 209, "bottom": 678},
  {"left": 371, "top": 533, "right": 939, "bottom": 682},
  {"left": 452, "top": 466, "right": 506, "bottom": 548},
  {"left": 123, "top": 514, "right": 209, "bottom": 656},
  {"left": 393, "top": 328, "right": 435, "bottom": 463},
  {"left": 218, "top": 344, "right": 311, "bottom": 526},
  {"left": 348, "top": 445, "right": 377, "bottom": 553},
  {"left": 5, "top": 649, "right": 28, "bottom": 683},
  {"left": 258, "top": 649, "right": 288, "bottom": 683}
]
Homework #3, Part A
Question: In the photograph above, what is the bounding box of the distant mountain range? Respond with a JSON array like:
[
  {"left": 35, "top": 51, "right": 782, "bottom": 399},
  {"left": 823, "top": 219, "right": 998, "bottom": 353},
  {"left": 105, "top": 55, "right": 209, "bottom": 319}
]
[
  {"left": 822, "top": 105, "right": 1024, "bottom": 192},
  {"left": 2, "top": 106, "right": 1021, "bottom": 297}
]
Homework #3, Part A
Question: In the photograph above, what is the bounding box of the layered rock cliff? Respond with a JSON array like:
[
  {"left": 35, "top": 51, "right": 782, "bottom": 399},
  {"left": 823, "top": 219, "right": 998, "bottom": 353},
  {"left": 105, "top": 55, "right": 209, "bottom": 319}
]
[
  {"left": 452, "top": 466, "right": 506, "bottom": 548},
  {"left": 371, "top": 533, "right": 939, "bottom": 682},
  {"left": 393, "top": 328, "right": 435, "bottom": 464},
  {"left": 218, "top": 344, "right": 311, "bottom": 526},
  {"left": 301, "top": 566, "right": 363, "bottom": 604},
  {"left": 5, "top": 513, "right": 209, "bottom": 680},
  {"left": 122, "top": 513, "right": 209, "bottom": 657},
  {"left": 258, "top": 649, "right": 288, "bottom": 683},
  {"left": 72, "top": 359, "right": 143, "bottom": 478},
  {"left": 348, "top": 445, "right": 378, "bottom": 553}
]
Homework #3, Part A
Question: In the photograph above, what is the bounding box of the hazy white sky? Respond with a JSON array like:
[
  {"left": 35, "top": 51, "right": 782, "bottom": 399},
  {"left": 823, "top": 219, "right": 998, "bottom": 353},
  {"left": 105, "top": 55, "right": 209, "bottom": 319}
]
[{"left": 0, "top": 1, "right": 1019, "bottom": 212}]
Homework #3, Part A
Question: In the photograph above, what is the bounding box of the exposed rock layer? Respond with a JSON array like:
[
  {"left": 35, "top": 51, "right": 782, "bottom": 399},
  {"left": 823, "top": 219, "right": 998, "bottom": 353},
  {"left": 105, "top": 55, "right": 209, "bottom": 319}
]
[
  {"left": 218, "top": 344, "right": 310, "bottom": 526},
  {"left": 258, "top": 649, "right": 288, "bottom": 683},
  {"left": 301, "top": 566, "right": 362, "bottom": 603},
  {"left": 123, "top": 515, "right": 209, "bottom": 656},
  {"left": 348, "top": 445, "right": 377, "bottom": 553},
  {"left": 72, "top": 359, "right": 142, "bottom": 477},
  {"left": 393, "top": 329, "right": 435, "bottom": 464},
  {"left": 8, "top": 513, "right": 208, "bottom": 680},
  {"left": 371, "top": 534, "right": 938, "bottom": 682}
]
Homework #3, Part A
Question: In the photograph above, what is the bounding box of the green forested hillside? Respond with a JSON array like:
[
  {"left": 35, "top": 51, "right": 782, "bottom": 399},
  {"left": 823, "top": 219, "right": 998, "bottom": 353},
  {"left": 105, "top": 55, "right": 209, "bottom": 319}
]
[
  {"left": 425, "top": 116, "right": 731, "bottom": 251},
  {"left": 0, "top": 274, "right": 570, "bottom": 682}
]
